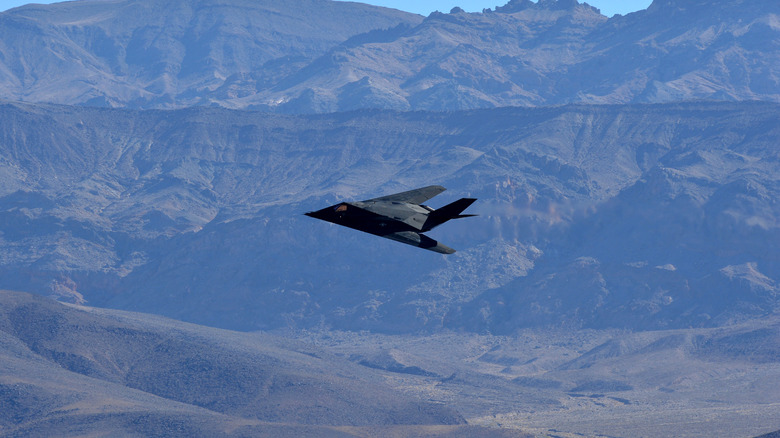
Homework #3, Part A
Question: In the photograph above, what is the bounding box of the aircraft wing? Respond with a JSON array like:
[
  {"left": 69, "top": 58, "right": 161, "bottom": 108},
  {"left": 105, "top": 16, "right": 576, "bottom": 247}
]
[
  {"left": 363, "top": 185, "right": 446, "bottom": 205},
  {"left": 382, "top": 231, "right": 455, "bottom": 254}
]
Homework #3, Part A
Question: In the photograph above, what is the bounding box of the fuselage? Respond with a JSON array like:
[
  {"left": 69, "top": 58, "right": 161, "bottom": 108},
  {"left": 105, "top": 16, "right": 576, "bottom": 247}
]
[{"left": 304, "top": 201, "right": 432, "bottom": 236}]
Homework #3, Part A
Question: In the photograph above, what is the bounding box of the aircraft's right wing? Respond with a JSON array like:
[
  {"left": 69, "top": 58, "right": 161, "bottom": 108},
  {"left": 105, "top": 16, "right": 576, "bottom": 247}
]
[
  {"left": 382, "top": 230, "right": 456, "bottom": 254},
  {"left": 364, "top": 185, "right": 446, "bottom": 205}
]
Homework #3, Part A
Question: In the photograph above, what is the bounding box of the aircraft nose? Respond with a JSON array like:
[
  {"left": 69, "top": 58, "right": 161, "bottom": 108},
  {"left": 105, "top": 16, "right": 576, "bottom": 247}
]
[{"left": 304, "top": 209, "right": 328, "bottom": 220}]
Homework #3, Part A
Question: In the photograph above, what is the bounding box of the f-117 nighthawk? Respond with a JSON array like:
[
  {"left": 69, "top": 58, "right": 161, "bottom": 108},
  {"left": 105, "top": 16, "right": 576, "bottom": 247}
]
[{"left": 305, "top": 185, "right": 476, "bottom": 254}]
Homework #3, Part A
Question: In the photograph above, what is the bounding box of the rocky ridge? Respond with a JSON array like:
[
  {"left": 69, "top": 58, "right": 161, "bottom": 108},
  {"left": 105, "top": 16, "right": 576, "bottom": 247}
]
[
  {"left": 0, "top": 0, "right": 421, "bottom": 108},
  {"left": 0, "top": 0, "right": 777, "bottom": 111},
  {"left": 0, "top": 100, "right": 777, "bottom": 333}
]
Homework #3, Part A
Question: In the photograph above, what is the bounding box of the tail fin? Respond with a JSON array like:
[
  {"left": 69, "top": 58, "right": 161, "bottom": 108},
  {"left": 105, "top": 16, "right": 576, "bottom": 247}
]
[{"left": 422, "top": 198, "right": 477, "bottom": 232}]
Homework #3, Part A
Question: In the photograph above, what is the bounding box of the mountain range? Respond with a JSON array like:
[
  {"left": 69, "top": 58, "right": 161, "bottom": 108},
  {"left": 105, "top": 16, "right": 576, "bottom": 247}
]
[
  {"left": 0, "top": 0, "right": 777, "bottom": 111},
  {"left": 0, "top": 0, "right": 421, "bottom": 108},
  {"left": 0, "top": 99, "right": 777, "bottom": 334}
]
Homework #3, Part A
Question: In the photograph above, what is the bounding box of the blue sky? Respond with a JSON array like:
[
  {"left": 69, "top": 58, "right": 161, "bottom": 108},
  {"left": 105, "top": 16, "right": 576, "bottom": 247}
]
[
  {"left": 352, "top": 0, "right": 652, "bottom": 17},
  {"left": 0, "top": 0, "right": 652, "bottom": 17}
]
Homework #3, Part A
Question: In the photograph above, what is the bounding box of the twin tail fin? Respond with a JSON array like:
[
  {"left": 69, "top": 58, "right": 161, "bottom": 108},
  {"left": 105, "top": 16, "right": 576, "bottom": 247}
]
[{"left": 422, "top": 198, "right": 477, "bottom": 232}]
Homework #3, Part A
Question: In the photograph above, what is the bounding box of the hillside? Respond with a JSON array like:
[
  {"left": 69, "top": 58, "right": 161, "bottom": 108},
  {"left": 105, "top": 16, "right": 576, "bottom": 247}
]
[
  {"left": 0, "top": 0, "right": 777, "bottom": 111},
  {"left": 0, "top": 0, "right": 421, "bottom": 108},
  {"left": 261, "top": 0, "right": 780, "bottom": 112},
  {"left": 0, "top": 100, "right": 777, "bottom": 333},
  {"left": 2, "top": 289, "right": 777, "bottom": 437},
  {"left": 0, "top": 289, "right": 487, "bottom": 437}
]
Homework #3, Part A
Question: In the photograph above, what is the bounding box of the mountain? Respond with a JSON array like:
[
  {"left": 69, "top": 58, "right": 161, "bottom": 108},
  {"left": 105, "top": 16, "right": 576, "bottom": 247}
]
[
  {"left": 258, "top": 0, "right": 609, "bottom": 112},
  {"left": 0, "top": 289, "right": 485, "bottom": 437},
  {"left": 0, "top": 100, "right": 777, "bottom": 333},
  {"left": 0, "top": 0, "right": 777, "bottom": 111},
  {"left": 260, "top": 0, "right": 780, "bottom": 112},
  {"left": 0, "top": 0, "right": 421, "bottom": 108}
]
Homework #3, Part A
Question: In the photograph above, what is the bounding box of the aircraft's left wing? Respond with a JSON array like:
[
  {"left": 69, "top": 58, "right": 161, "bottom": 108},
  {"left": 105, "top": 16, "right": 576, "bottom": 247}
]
[
  {"left": 364, "top": 185, "right": 446, "bottom": 205},
  {"left": 382, "top": 231, "right": 456, "bottom": 254}
]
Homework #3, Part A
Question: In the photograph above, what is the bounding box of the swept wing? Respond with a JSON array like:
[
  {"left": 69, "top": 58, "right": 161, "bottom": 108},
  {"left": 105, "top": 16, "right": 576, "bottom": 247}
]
[
  {"left": 363, "top": 185, "right": 445, "bottom": 205},
  {"left": 383, "top": 231, "right": 455, "bottom": 254}
]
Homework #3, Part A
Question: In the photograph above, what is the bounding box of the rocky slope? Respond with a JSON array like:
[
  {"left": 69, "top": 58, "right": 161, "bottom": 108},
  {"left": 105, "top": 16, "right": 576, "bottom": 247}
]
[
  {"left": 0, "top": 0, "right": 421, "bottom": 108},
  {"left": 0, "top": 100, "right": 777, "bottom": 333},
  {"left": 0, "top": 0, "right": 777, "bottom": 111},
  {"left": 264, "top": 0, "right": 780, "bottom": 112}
]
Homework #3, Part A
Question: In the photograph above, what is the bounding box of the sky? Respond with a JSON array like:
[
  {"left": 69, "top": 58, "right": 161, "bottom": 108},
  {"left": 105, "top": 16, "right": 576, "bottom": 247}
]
[
  {"left": 349, "top": 0, "right": 652, "bottom": 17},
  {"left": 0, "top": 0, "right": 653, "bottom": 17}
]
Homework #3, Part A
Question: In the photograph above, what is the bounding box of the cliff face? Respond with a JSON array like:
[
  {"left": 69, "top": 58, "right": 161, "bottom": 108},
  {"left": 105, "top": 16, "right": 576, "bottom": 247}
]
[{"left": 0, "top": 100, "right": 777, "bottom": 332}]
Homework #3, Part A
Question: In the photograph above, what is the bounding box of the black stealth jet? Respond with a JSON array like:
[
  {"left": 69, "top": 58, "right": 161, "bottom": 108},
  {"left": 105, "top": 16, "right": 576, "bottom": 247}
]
[{"left": 304, "top": 185, "right": 476, "bottom": 254}]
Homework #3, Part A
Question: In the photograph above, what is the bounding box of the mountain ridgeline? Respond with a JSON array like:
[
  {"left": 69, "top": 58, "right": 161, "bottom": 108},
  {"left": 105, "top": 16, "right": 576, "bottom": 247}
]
[
  {"left": 0, "top": 0, "right": 777, "bottom": 111},
  {"left": 0, "top": 0, "right": 422, "bottom": 109},
  {"left": 0, "top": 100, "right": 777, "bottom": 333}
]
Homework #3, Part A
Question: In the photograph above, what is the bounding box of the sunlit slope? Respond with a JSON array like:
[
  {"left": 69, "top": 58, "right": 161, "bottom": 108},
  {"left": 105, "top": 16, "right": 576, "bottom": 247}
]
[
  {"left": 0, "top": 289, "right": 469, "bottom": 436},
  {"left": 0, "top": 0, "right": 776, "bottom": 110}
]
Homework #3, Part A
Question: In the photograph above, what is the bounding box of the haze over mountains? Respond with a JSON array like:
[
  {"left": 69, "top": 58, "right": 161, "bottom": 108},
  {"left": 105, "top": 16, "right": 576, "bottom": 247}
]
[{"left": 1, "top": 0, "right": 779, "bottom": 436}]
